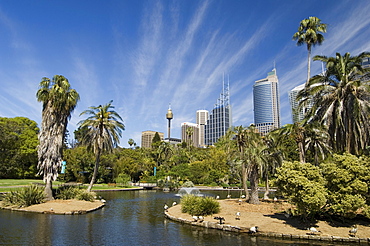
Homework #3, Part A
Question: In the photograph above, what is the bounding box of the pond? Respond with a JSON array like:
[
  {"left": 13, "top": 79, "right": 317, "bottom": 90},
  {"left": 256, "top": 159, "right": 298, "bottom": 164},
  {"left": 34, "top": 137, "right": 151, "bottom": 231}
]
[{"left": 0, "top": 190, "right": 353, "bottom": 245}]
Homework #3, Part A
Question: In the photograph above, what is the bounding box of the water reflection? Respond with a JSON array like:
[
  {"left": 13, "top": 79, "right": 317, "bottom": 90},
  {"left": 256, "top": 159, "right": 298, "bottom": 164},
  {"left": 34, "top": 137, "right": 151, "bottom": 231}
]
[{"left": 0, "top": 190, "right": 352, "bottom": 246}]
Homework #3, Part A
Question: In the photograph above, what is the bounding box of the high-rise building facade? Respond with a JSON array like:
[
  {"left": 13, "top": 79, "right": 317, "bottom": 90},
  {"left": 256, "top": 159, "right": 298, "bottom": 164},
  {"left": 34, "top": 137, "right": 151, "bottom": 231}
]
[
  {"left": 181, "top": 122, "right": 199, "bottom": 147},
  {"left": 141, "top": 131, "right": 164, "bottom": 148},
  {"left": 289, "top": 83, "right": 306, "bottom": 123},
  {"left": 205, "top": 80, "right": 232, "bottom": 145},
  {"left": 196, "top": 110, "right": 209, "bottom": 147},
  {"left": 253, "top": 68, "right": 281, "bottom": 135}
]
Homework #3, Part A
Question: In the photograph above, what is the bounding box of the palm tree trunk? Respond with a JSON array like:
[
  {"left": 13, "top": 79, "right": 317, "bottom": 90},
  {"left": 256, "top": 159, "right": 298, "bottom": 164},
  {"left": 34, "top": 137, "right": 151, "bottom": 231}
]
[
  {"left": 306, "top": 46, "right": 311, "bottom": 85},
  {"left": 87, "top": 149, "right": 101, "bottom": 192},
  {"left": 264, "top": 173, "right": 270, "bottom": 200},
  {"left": 249, "top": 165, "right": 260, "bottom": 204},
  {"left": 241, "top": 161, "right": 249, "bottom": 200},
  {"left": 45, "top": 179, "right": 53, "bottom": 201},
  {"left": 298, "top": 141, "right": 306, "bottom": 163}
]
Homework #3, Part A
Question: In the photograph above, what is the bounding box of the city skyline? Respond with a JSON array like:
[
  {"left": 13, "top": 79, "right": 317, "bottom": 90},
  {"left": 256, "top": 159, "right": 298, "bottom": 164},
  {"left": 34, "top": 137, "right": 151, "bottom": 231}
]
[{"left": 1, "top": 1, "right": 370, "bottom": 147}]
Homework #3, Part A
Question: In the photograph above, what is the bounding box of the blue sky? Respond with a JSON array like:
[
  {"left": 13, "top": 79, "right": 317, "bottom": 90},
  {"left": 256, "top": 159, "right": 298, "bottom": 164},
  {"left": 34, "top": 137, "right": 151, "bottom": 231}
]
[{"left": 1, "top": 1, "right": 370, "bottom": 147}]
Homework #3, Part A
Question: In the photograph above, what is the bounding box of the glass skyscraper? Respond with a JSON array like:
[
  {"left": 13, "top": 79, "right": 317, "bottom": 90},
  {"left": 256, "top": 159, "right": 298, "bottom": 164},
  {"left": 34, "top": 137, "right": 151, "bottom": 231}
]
[
  {"left": 253, "top": 68, "right": 281, "bottom": 135},
  {"left": 205, "top": 81, "right": 232, "bottom": 146}
]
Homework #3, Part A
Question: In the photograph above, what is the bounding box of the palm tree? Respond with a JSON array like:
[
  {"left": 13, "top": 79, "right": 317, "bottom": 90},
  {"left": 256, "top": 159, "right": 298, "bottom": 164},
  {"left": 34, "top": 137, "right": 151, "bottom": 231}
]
[
  {"left": 302, "top": 52, "right": 370, "bottom": 155},
  {"left": 243, "top": 126, "right": 265, "bottom": 204},
  {"left": 293, "top": 16, "right": 327, "bottom": 85},
  {"left": 36, "top": 75, "right": 80, "bottom": 200},
  {"left": 128, "top": 138, "right": 135, "bottom": 148},
  {"left": 278, "top": 122, "right": 306, "bottom": 163},
  {"left": 304, "top": 122, "right": 331, "bottom": 165},
  {"left": 78, "top": 100, "right": 125, "bottom": 192},
  {"left": 233, "top": 126, "right": 249, "bottom": 201}
]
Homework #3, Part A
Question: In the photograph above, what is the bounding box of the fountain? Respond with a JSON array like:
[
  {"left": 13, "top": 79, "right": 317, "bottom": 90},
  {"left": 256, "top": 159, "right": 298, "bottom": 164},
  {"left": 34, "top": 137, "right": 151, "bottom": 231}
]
[{"left": 176, "top": 187, "right": 202, "bottom": 197}]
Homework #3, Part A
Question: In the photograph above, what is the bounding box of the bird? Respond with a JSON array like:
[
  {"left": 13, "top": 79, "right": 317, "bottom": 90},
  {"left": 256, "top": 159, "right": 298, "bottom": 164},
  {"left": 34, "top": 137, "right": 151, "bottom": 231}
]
[
  {"left": 227, "top": 194, "right": 231, "bottom": 199},
  {"left": 238, "top": 199, "right": 242, "bottom": 205},
  {"left": 164, "top": 204, "right": 169, "bottom": 212},
  {"left": 192, "top": 216, "right": 198, "bottom": 222},
  {"left": 241, "top": 195, "right": 246, "bottom": 199},
  {"left": 198, "top": 216, "right": 204, "bottom": 222},
  {"left": 100, "top": 199, "right": 106, "bottom": 203},
  {"left": 273, "top": 197, "right": 278, "bottom": 202},
  {"left": 172, "top": 202, "right": 177, "bottom": 206},
  {"left": 215, "top": 195, "right": 220, "bottom": 200},
  {"left": 235, "top": 212, "right": 241, "bottom": 220},
  {"left": 349, "top": 225, "right": 358, "bottom": 237},
  {"left": 249, "top": 226, "right": 258, "bottom": 234},
  {"left": 307, "top": 227, "right": 320, "bottom": 235}
]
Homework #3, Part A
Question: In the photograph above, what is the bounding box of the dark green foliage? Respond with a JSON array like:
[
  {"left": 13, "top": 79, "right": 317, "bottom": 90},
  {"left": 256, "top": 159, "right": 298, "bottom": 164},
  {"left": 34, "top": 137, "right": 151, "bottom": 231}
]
[
  {"left": 275, "top": 161, "right": 327, "bottom": 218},
  {"left": 55, "top": 186, "right": 83, "bottom": 200},
  {"left": 181, "top": 195, "right": 220, "bottom": 216},
  {"left": 76, "top": 190, "right": 96, "bottom": 202},
  {"left": 0, "top": 117, "right": 39, "bottom": 178},
  {"left": 152, "top": 132, "right": 161, "bottom": 144},
  {"left": 321, "top": 153, "right": 370, "bottom": 218},
  {"left": 3, "top": 185, "right": 45, "bottom": 207}
]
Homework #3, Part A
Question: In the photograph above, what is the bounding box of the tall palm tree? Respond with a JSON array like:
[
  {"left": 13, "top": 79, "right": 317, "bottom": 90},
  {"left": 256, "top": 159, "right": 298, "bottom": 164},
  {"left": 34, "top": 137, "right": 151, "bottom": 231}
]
[
  {"left": 243, "top": 126, "right": 265, "bottom": 204},
  {"left": 278, "top": 122, "right": 306, "bottom": 163},
  {"left": 302, "top": 52, "right": 370, "bottom": 155},
  {"left": 233, "top": 126, "right": 249, "bottom": 201},
  {"left": 293, "top": 16, "right": 327, "bottom": 85},
  {"left": 36, "top": 75, "right": 80, "bottom": 200},
  {"left": 78, "top": 100, "right": 125, "bottom": 192}
]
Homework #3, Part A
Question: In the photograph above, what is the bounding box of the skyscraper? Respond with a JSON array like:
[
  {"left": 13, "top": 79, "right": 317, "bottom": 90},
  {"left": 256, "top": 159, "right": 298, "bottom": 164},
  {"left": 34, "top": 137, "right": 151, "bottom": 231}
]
[
  {"left": 205, "top": 80, "right": 232, "bottom": 146},
  {"left": 253, "top": 68, "right": 281, "bottom": 135},
  {"left": 181, "top": 122, "right": 199, "bottom": 147},
  {"left": 289, "top": 83, "right": 306, "bottom": 123},
  {"left": 196, "top": 110, "right": 209, "bottom": 147},
  {"left": 141, "top": 131, "right": 164, "bottom": 148}
]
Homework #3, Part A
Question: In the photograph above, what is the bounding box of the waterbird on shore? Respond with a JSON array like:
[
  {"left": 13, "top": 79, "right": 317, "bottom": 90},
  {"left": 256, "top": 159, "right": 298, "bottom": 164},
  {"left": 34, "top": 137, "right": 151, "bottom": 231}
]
[
  {"left": 227, "top": 194, "right": 231, "bottom": 199},
  {"left": 215, "top": 195, "right": 220, "bottom": 199},
  {"left": 164, "top": 204, "right": 169, "bottom": 212},
  {"left": 238, "top": 199, "right": 242, "bottom": 205},
  {"left": 249, "top": 226, "right": 258, "bottom": 234},
  {"left": 349, "top": 225, "right": 358, "bottom": 237},
  {"left": 307, "top": 227, "right": 320, "bottom": 235},
  {"left": 241, "top": 195, "right": 246, "bottom": 199},
  {"left": 192, "top": 216, "right": 198, "bottom": 222},
  {"left": 273, "top": 197, "right": 278, "bottom": 202},
  {"left": 198, "top": 216, "right": 204, "bottom": 222},
  {"left": 172, "top": 202, "right": 177, "bottom": 206},
  {"left": 235, "top": 212, "right": 240, "bottom": 220}
]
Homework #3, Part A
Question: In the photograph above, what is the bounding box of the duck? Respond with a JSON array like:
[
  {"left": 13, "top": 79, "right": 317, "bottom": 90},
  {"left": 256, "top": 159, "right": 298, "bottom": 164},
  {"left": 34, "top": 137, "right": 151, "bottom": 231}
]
[
  {"left": 198, "top": 216, "right": 204, "bottom": 222},
  {"left": 307, "top": 227, "right": 320, "bottom": 235},
  {"left": 164, "top": 204, "right": 169, "bottom": 212},
  {"left": 241, "top": 195, "right": 246, "bottom": 199},
  {"left": 249, "top": 226, "right": 258, "bottom": 234},
  {"left": 227, "top": 194, "right": 231, "bottom": 199},
  {"left": 349, "top": 225, "right": 358, "bottom": 237},
  {"left": 215, "top": 195, "right": 220, "bottom": 200},
  {"left": 192, "top": 216, "right": 198, "bottom": 222},
  {"left": 172, "top": 202, "right": 177, "bottom": 206},
  {"left": 235, "top": 212, "right": 241, "bottom": 220}
]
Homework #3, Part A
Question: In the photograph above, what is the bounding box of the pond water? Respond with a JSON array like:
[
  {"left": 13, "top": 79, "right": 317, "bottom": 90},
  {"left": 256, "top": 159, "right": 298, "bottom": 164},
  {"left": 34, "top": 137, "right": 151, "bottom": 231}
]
[{"left": 0, "top": 190, "right": 352, "bottom": 245}]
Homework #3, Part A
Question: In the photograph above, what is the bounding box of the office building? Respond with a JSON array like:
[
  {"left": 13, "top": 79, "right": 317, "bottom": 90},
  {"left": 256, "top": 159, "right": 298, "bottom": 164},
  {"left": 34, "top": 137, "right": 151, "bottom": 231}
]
[
  {"left": 289, "top": 83, "right": 307, "bottom": 123},
  {"left": 141, "top": 131, "right": 164, "bottom": 148},
  {"left": 253, "top": 68, "right": 281, "bottom": 135},
  {"left": 205, "top": 80, "right": 232, "bottom": 145},
  {"left": 181, "top": 122, "right": 200, "bottom": 147},
  {"left": 196, "top": 110, "right": 209, "bottom": 147}
]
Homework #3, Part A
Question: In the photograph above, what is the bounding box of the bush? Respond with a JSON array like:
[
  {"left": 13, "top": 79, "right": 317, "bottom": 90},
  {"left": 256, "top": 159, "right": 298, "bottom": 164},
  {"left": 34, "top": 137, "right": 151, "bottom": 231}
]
[
  {"left": 114, "top": 173, "right": 131, "bottom": 186},
  {"left": 55, "top": 186, "right": 82, "bottom": 200},
  {"left": 76, "top": 191, "right": 96, "bottom": 202},
  {"left": 3, "top": 185, "right": 45, "bottom": 207},
  {"left": 181, "top": 195, "right": 220, "bottom": 216}
]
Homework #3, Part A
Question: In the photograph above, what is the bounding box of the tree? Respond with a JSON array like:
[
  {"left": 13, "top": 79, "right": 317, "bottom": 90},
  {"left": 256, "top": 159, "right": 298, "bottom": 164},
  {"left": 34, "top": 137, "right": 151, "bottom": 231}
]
[
  {"left": 275, "top": 161, "right": 327, "bottom": 219},
  {"left": 293, "top": 16, "right": 327, "bottom": 85},
  {"left": 78, "top": 100, "right": 125, "bottom": 192},
  {"left": 304, "top": 122, "right": 331, "bottom": 165},
  {"left": 278, "top": 123, "right": 306, "bottom": 163},
  {"left": 0, "top": 117, "right": 39, "bottom": 178},
  {"left": 36, "top": 75, "right": 79, "bottom": 200},
  {"left": 301, "top": 52, "right": 370, "bottom": 155},
  {"left": 128, "top": 138, "right": 136, "bottom": 148},
  {"left": 232, "top": 126, "right": 249, "bottom": 200}
]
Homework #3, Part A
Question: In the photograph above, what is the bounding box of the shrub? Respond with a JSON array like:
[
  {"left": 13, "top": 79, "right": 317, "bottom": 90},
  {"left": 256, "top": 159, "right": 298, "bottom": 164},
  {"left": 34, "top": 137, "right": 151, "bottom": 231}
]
[
  {"left": 3, "top": 185, "right": 45, "bottom": 207},
  {"left": 56, "top": 186, "right": 82, "bottom": 200},
  {"left": 181, "top": 195, "right": 220, "bottom": 216},
  {"left": 76, "top": 191, "right": 96, "bottom": 202},
  {"left": 114, "top": 173, "right": 131, "bottom": 186}
]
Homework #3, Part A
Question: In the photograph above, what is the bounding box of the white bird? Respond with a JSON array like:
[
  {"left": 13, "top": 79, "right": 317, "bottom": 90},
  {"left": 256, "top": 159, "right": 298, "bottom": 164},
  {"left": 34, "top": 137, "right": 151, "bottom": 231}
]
[
  {"left": 241, "top": 195, "right": 246, "bottom": 199},
  {"left": 198, "top": 216, "right": 204, "bottom": 222},
  {"left": 164, "top": 204, "right": 169, "bottom": 211},
  {"left": 349, "top": 225, "right": 358, "bottom": 237},
  {"left": 308, "top": 227, "right": 320, "bottom": 234},
  {"left": 249, "top": 226, "right": 258, "bottom": 234},
  {"left": 227, "top": 194, "right": 231, "bottom": 199},
  {"left": 238, "top": 199, "right": 242, "bottom": 205},
  {"left": 172, "top": 202, "right": 177, "bottom": 206},
  {"left": 192, "top": 216, "right": 198, "bottom": 222},
  {"left": 101, "top": 199, "right": 106, "bottom": 203},
  {"left": 273, "top": 197, "right": 278, "bottom": 202},
  {"left": 216, "top": 195, "right": 220, "bottom": 200},
  {"left": 235, "top": 212, "right": 240, "bottom": 220}
]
